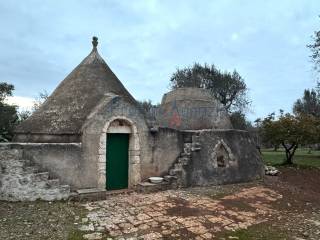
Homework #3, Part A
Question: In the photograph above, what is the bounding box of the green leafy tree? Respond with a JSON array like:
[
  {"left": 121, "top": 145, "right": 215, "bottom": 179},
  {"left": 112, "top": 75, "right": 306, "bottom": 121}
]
[
  {"left": 18, "top": 110, "right": 31, "bottom": 122},
  {"left": 308, "top": 19, "right": 320, "bottom": 73},
  {"left": 170, "top": 63, "right": 250, "bottom": 113},
  {"left": 13, "top": 91, "right": 49, "bottom": 122},
  {"left": 0, "top": 82, "right": 14, "bottom": 102},
  {"left": 260, "top": 112, "right": 320, "bottom": 164},
  {"left": 229, "top": 111, "right": 253, "bottom": 130},
  {"left": 137, "top": 100, "right": 156, "bottom": 113},
  {"left": 293, "top": 87, "right": 320, "bottom": 117},
  {"left": 0, "top": 82, "right": 19, "bottom": 142},
  {"left": 170, "top": 63, "right": 251, "bottom": 130},
  {"left": 32, "top": 90, "right": 49, "bottom": 112},
  {"left": 259, "top": 113, "right": 279, "bottom": 151},
  {"left": 137, "top": 100, "right": 159, "bottom": 122}
]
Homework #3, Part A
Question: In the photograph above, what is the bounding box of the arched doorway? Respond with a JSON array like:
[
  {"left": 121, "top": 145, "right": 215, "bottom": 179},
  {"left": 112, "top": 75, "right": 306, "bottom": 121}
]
[{"left": 97, "top": 117, "right": 141, "bottom": 190}]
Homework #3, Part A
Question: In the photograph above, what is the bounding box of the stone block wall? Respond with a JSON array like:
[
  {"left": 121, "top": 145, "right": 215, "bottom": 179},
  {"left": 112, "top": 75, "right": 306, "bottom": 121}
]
[
  {"left": 184, "top": 129, "right": 264, "bottom": 186},
  {"left": 143, "top": 127, "right": 183, "bottom": 179}
]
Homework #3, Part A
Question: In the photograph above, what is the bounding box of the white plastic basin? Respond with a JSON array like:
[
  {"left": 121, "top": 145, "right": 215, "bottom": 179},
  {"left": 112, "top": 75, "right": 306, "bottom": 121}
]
[{"left": 149, "top": 177, "right": 163, "bottom": 184}]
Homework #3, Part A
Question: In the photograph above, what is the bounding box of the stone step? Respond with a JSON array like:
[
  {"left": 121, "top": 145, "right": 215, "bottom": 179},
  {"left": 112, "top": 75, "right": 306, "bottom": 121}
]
[
  {"left": 75, "top": 188, "right": 132, "bottom": 196},
  {"left": 177, "top": 157, "right": 189, "bottom": 165},
  {"left": 71, "top": 188, "right": 133, "bottom": 202},
  {"left": 58, "top": 185, "right": 71, "bottom": 195},
  {"left": 192, "top": 135, "right": 200, "bottom": 141},
  {"left": 192, "top": 142, "right": 201, "bottom": 147},
  {"left": 0, "top": 148, "right": 23, "bottom": 161},
  {"left": 174, "top": 162, "right": 183, "bottom": 169},
  {"left": 180, "top": 152, "right": 191, "bottom": 157},
  {"left": 0, "top": 159, "right": 31, "bottom": 167},
  {"left": 136, "top": 181, "right": 171, "bottom": 193},
  {"left": 46, "top": 179, "right": 60, "bottom": 188},
  {"left": 0, "top": 160, "right": 32, "bottom": 175},
  {"left": 183, "top": 143, "right": 192, "bottom": 148},
  {"left": 105, "top": 189, "right": 133, "bottom": 197},
  {"left": 37, "top": 186, "right": 71, "bottom": 201},
  {"left": 164, "top": 175, "right": 177, "bottom": 182},
  {"left": 0, "top": 179, "right": 71, "bottom": 201},
  {"left": 24, "top": 166, "right": 39, "bottom": 174},
  {"left": 1, "top": 165, "right": 39, "bottom": 174},
  {"left": 4, "top": 172, "right": 50, "bottom": 187},
  {"left": 191, "top": 147, "right": 201, "bottom": 152},
  {"left": 30, "top": 172, "right": 50, "bottom": 182},
  {"left": 72, "top": 188, "right": 107, "bottom": 202},
  {"left": 0, "top": 165, "right": 22, "bottom": 174},
  {"left": 169, "top": 168, "right": 182, "bottom": 176}
]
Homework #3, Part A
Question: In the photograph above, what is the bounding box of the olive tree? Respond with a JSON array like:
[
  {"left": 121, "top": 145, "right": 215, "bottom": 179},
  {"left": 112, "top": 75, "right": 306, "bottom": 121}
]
[
  {"left": 308, "top": 20, "right": 320, "bottom": 73},
  {"left": 169, "top": 63, "right": 250, "bottom": 113},
  {"left": 169, "top": 63, "right": 251, "bottom": 129},
  {"left": 260, "top": 112, "right": 320, "bottom": 164},
  {"left": 293, "top": 87, "right": 320, "bottom": 117}
]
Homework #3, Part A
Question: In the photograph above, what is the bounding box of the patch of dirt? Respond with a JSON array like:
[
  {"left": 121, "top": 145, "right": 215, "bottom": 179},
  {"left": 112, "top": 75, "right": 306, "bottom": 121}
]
[
  {"left": 187, "top": 182, "right": 259, "bottom": 199},
  {"left": 220, "top": 198, "right": 257, "bottom": 212},
  {"left": 0, "top": 201, "right": 86, "bottom": 240},
  {"left": 166, "top": 197, "right": 216, "bottom": 217},
  {"left": 260, "top": 167, "right": 320, "bottom": 239},
  {"left": 279, "top": 167, "right": 320, "bottom": 196},
  {"left": 264, "top": 167, "right": 320, "bottom": 209}
]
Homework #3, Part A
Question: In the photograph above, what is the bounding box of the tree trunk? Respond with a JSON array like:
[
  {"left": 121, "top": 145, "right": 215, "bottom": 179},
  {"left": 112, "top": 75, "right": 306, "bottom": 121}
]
[
  {"left": 282, "top": 142, "right": 298, "bottom": 165},
  {"left": 256, "top": 145, "right": 262, "bottom": 155}
]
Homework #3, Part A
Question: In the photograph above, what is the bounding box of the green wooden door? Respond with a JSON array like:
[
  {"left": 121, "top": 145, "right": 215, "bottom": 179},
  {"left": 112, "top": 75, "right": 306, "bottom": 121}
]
[{"left": 106, "top": 133, "right": 129, "bottom": 190}]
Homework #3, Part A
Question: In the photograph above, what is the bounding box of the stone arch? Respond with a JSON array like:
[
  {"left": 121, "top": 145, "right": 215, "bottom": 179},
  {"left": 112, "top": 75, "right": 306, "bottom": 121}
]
[
  {"left": 211, "top": 140, "right": 237, "bottom": 168},
  {"left": 97, "top": 116, "right": 141, "bottom": 189}
]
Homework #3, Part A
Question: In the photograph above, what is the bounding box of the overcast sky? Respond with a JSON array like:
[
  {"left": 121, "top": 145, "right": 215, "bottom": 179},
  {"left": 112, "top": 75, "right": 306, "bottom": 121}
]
[{"left": 0, "top": 0, "right": 319, "bottom": 120}]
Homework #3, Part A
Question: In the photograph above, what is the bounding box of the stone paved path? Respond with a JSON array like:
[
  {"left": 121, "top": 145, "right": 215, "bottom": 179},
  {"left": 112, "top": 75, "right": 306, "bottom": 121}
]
[{"left": 77, "top": 186, "right": 282, "bottom": 239}]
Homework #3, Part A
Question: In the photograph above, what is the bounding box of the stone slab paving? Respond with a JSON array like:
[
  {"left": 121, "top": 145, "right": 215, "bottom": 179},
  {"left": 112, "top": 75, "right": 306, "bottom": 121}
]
[{"left": 77, "top": 186, "right": 282, "bottom": 239}]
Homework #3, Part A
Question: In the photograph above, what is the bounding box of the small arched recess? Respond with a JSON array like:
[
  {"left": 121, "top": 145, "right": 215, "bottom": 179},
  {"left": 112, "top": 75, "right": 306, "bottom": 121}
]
[{"left": 211, "top": 139, "right": 237, "bottom": 168}]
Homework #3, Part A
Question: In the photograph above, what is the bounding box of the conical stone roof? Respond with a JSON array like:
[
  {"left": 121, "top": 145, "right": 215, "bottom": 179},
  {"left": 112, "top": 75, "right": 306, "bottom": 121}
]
[{"left": 15, "top": 37, "right": 136, "bottom": 135}]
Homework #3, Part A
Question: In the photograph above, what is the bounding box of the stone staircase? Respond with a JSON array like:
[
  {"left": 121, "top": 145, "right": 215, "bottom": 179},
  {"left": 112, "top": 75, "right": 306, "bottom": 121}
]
[
  {"left": 164, "top": 134, "right": 201, "bottom": 188},
  {"left": 0, "top": 147, "right": 70, "bottom": 201},
  {"left": 164, "top": 142, "right": 192, "bottom": 188}
]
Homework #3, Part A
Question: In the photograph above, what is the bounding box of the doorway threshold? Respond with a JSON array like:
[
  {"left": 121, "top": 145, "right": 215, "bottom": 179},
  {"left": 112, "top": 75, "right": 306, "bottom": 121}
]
[{"left": 71, "top": 188, "right": 133, "bottom": 202}]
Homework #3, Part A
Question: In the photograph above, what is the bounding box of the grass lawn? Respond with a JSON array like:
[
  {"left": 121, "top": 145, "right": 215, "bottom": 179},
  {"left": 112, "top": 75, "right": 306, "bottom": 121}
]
[{"left": 262, "top": 148, "right": 320, "bottom": 168}]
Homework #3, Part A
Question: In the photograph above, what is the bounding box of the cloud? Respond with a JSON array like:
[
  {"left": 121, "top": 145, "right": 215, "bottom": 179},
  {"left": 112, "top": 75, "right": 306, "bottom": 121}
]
[
  {"left": 0, "top": 0, "right": 319, "bottom": 121},
  {"left": 5, "top": 96, "right": 35, "bottom": 111}
]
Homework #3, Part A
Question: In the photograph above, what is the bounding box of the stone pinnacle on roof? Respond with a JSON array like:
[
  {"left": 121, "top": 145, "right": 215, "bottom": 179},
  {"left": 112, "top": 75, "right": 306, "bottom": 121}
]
[
  {"left": 14, "top": 36, "right": 136, "bottom": 136},
  {"left": 92, "top": 36, "right": 98, "bottom": 48}
]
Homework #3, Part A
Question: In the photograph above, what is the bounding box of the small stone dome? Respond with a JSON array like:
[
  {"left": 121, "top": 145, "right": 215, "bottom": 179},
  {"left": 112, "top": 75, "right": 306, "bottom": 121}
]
[{"left": 158, "top": 88, "right": 232, "bottom": 130}]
